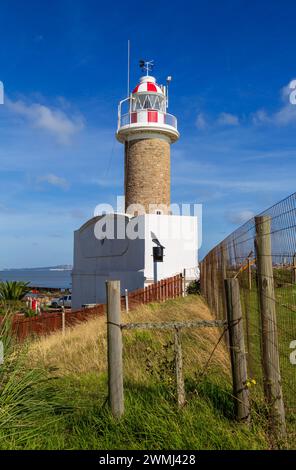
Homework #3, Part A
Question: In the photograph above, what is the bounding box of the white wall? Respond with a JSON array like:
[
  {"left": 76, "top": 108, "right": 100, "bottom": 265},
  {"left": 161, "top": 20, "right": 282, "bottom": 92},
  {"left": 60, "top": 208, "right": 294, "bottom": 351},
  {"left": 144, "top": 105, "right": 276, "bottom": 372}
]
[
  {"left": 72, "top": 213, "right": 198, "bottom": 309},
  {"left": 142, "top": 214, "right": 198, "bottom": 282}
]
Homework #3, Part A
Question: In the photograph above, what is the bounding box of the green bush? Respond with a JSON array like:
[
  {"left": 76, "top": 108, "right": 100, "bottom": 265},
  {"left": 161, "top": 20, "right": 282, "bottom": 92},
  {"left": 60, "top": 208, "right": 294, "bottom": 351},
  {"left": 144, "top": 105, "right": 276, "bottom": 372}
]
[
  {"left": 186, "top": 280, "right": 200, "bottom": 295},
  {"left": 0, "top": 301, "right": 37, "bottom": 317},
  {"left": 0, "top": 281, "right": 31, "bottom": 301}
]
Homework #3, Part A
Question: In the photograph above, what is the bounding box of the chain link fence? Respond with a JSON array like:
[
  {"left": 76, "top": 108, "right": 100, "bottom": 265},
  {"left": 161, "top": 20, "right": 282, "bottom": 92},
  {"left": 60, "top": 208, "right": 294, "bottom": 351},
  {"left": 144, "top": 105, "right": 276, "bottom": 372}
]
[{"left": 200, "top": 192, "right": 296, "bottom": 414}]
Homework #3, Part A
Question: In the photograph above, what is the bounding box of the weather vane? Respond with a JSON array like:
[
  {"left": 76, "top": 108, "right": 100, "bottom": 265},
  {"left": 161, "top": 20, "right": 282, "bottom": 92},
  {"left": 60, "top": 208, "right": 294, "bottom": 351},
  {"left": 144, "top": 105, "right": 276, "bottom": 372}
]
[{"left": 139, "top": 59, "right": 154, "bottom": 76}]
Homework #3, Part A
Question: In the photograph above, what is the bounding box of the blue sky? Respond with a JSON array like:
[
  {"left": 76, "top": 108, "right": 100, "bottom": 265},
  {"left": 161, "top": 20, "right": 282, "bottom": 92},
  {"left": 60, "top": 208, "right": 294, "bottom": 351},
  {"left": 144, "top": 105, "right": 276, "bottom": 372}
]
[{"left": 0, "top": 0, "right": 296, "bottom": 268}]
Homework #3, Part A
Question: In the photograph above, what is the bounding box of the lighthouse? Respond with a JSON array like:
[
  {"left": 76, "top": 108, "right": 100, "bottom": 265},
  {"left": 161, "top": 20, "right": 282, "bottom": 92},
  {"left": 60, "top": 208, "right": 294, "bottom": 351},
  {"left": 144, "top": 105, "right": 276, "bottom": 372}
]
[
  {"left": 72, "top": 60, "right": 199, "bottom": 309},
  {"left": 116, "top": 61, "right": 179, "bottom": 215}
]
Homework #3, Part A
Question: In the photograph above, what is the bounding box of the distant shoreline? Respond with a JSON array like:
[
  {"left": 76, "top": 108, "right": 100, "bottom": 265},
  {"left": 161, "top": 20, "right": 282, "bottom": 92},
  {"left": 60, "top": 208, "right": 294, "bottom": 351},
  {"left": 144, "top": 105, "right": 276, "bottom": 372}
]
[
  {"left": 0, "top": 268, "right": 72, "bottom": 289},
  {"left": 1, "top": 265, "right": 72, "bottom": 272}
]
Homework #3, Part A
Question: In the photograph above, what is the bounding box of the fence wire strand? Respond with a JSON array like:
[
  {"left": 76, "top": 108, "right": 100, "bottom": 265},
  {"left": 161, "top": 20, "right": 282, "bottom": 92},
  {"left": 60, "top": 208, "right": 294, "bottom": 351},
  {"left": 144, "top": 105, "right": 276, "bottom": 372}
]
[{"left": 200, "top": 191, "right": 296, "bottom": 412}]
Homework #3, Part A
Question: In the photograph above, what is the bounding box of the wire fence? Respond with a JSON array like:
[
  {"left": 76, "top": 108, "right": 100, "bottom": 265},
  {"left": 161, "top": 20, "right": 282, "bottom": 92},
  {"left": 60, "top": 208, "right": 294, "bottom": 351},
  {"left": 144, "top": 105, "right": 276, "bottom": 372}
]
[
  {"left": 106, "top": 279, "right": 230, "bottom": 419},
  {"left": 200, "top": 192, "right": 296, "bottom": 414}
]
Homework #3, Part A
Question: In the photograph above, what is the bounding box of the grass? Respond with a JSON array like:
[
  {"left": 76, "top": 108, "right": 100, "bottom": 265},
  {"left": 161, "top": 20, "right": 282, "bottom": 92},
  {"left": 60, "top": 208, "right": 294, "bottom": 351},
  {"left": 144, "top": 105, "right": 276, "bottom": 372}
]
[
  {"left": 239, "top": 268, "right": 296, "bottom": 444},
  {"left": 0, "top": 374, "right": 268, "bottom": 450},
  {"left": 0, "top": 295, "right": 276, "bottom": 449},
  {"left": 0, "top": 311, "right": 69, "bottom": 449},
  {"left": 239, "top": 270, "right": 296, "bottom": 409}
]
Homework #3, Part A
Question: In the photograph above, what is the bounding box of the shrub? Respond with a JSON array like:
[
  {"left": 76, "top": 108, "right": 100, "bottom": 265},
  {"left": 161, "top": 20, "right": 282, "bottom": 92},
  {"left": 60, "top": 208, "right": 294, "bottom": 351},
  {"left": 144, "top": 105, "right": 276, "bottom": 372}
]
[
  {"left": 186, "top": 280, "right": 201, "bottom": 295},
  {"left": 0, "top": 281, "right": 31, "bottom": 301}
]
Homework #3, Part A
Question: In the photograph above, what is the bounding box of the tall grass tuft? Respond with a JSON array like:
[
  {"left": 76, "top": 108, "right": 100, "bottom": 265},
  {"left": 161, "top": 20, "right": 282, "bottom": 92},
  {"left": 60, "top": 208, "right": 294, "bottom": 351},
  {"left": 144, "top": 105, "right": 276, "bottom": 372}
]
[{"left": 0, "top": 308, "right": 72, "bottom": 449}]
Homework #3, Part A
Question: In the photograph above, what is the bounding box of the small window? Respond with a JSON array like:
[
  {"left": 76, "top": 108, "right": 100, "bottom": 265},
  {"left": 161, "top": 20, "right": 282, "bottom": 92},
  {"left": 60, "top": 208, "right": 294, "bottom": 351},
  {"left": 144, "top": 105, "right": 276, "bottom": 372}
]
[
  {"left": 133, "top": 94, "right": 165, "bottom": 111},
  {"left": 156, "top": 210, "right": 162, "bottom": 215}
]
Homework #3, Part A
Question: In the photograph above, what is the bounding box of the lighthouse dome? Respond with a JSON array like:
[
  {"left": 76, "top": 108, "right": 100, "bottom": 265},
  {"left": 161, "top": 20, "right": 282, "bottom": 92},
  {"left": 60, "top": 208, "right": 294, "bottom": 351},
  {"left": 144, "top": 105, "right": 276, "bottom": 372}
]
[{"left": 132, "top": 76, "right": 163, "bottom": 95}]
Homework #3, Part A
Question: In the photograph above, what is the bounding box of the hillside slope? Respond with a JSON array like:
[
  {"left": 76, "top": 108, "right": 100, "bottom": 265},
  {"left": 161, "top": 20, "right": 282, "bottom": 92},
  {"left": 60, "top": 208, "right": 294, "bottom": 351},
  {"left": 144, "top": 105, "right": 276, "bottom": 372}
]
[
  {"left": 29, "top": 295, "right": 229, "bottom": 379},
  {"left": 1, "top": 296, "right": 269, "bottom": 450}
]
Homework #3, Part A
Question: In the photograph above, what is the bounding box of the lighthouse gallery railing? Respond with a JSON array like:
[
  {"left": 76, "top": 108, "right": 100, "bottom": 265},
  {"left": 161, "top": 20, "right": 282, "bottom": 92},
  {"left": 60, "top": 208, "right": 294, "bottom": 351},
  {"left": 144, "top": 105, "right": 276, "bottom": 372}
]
[{"left": 118, "top": 111, "right": 178, "bottom": 130}]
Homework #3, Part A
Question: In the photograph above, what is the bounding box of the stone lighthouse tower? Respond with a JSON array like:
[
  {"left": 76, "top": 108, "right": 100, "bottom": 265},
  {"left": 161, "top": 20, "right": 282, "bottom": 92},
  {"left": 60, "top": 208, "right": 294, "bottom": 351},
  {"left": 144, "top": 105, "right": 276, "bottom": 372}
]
[
  {"left": 116, "top": 61, "right": 179, "bottom": 215},
  {"left": 72, "top": 60, "right": 198, "bottom": 309}
]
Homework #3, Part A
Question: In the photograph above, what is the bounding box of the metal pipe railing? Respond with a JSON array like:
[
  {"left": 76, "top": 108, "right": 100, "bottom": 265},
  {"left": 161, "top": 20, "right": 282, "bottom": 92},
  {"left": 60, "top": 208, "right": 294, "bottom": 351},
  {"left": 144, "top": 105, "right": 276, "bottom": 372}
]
[{"left": 118, "top": 111, "right": 178, "bottom": 130}]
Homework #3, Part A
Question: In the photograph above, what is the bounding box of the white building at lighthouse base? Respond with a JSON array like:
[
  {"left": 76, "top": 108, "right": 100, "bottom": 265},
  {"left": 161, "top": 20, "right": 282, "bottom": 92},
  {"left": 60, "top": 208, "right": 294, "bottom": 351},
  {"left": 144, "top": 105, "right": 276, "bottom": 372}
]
[{"left": 72, "top": 213, "right": 198, "bottom": 309}]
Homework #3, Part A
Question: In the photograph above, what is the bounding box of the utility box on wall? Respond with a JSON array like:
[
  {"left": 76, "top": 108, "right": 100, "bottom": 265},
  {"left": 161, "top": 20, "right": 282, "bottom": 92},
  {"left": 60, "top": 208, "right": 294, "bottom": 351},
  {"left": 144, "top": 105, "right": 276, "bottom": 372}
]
[{"left": 153, "top": 246, "right": 164, "bottom": 262}]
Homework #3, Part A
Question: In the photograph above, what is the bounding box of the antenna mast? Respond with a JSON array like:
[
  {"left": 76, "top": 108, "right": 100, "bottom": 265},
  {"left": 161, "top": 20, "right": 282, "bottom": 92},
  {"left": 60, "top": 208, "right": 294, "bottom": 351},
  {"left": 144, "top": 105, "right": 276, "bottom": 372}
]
[
  {"left": 127, "top": 40, "right": 131, "bottom": 97},
  {"left": 166, "top": 76, "right": 172, "bottom": 109}
]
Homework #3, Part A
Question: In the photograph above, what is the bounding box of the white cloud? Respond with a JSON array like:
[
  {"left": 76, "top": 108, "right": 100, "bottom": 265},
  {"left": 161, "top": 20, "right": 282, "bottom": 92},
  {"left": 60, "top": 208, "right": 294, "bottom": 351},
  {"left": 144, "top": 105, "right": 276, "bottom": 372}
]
[
  {"left": 253, "top": 79, "right": 296, "bottom": 127},
  {"left": 6, "top": 98, "right": 84, "bottom": 144},
  {"left": 273, "top": 104, "right": 296, "bottom": 125},
  {"left": 174, "top": 173, "right": 295, "bottom": 193},
  {"left": 196, "top": 111, "right": 239, "bottom": 129},
  {"left": 217, "top": 112, "right": 239, "bottom": 126},
  {"left": 225, "top": 210, "right": 255, "bottom": 225},
  {"left": 91, "top": 177, "right": 121, "bottom": 188},
  {"left": 252, "top": 109, "right": 270, "bottom": 125},
  {"left": 37, "top": 173, "right": 69, "bottom": 190},
  {"left": 196, "top": 113, "right": 207, "bottom": 130},
  {"left": 69, "top": 209, "right": 88, "bottom": 219},
  {"left": 253, "top": 105, "right": 296, "bottom": 126},
  {"left": 280, "top": 79, "right": 295, "bottom": 101},
  {"left": 198, "top": 80, "right": 296, "bottom": 130}
]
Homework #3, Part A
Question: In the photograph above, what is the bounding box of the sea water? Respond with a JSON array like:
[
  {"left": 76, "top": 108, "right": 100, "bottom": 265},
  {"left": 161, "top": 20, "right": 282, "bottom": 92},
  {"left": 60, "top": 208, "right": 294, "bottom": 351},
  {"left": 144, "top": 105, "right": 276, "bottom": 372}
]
[{"left": 0, "top": 269, "right": 72, "bottom": 289}]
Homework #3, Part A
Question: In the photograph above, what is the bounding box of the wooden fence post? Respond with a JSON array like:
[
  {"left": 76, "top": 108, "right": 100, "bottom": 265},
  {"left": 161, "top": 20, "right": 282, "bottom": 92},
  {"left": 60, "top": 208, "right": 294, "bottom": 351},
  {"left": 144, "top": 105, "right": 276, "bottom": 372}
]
[
  {"left": 232, "top": 238, "right": 238, "bottom": 269},
  {"left": 247, "top": 258, "right": 252, "bottom": 290},
  {"left": 174, "top": 328, "right": 185, "bottom": 408},
  {"left": 106, "top": 280, "right": 124, "bottom": 419},
  {"left": 203, "top": 260, "right": 207, "bottom": 300},
  {"left": 207, "top": 255, "right": 213, "bottom": 311},
  {"left": 220, "top": 243, "right": 228, "bottom": 321},
  {"left": 255, "top": 215, "right": 286, "bottom": 438},
  {"left": 211, "top": 251, "right": 219, "bottom": 318},
  {"left": 125, "top": 288, "right": 129, "bottom": 312},
  {"left": 199, "top": 261, "right": 203, "bottom": 296},
  {"left": 205, "top": 257, "right": 210, "bottom": 303},
  {"left": 225, "top": 278, "right": 250, "bottom": 424},
  {"left": 61, "top": 307, "right": 66, "bottom": 336},
  {"left": 182, "top": 268, "right": 186, "bottom": 297},
  {"left": 242, "top": 286, "right": 252, "bottom": 378}
]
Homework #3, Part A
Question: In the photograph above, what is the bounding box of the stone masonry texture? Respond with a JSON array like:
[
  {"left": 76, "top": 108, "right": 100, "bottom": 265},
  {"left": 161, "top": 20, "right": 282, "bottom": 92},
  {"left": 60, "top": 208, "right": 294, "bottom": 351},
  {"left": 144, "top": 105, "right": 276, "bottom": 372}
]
[{"left": 124, "top": 138, "right": 170, "bottom": 214}]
